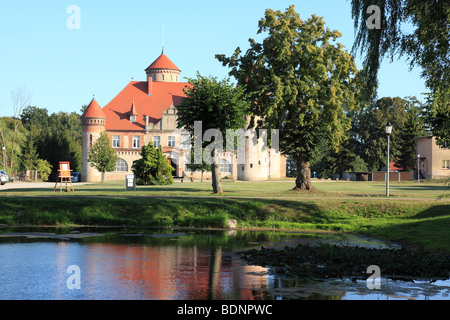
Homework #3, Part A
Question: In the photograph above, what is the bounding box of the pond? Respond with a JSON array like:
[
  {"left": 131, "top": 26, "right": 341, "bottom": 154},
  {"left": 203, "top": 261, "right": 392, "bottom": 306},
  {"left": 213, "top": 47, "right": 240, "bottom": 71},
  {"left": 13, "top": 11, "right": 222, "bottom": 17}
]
[{"left": 0, "top": 227, "right": 448, "bottom": 300}]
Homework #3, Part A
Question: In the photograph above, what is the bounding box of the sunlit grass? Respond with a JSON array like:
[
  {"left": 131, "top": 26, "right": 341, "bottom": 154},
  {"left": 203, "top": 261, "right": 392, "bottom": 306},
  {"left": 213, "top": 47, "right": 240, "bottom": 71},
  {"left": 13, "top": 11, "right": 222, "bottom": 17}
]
[
  {"left": 0, "top": 179, "right": 448, "bottom": 199},
  {"left": 1, "top": 179, "right": 448, "bottom": 252}
]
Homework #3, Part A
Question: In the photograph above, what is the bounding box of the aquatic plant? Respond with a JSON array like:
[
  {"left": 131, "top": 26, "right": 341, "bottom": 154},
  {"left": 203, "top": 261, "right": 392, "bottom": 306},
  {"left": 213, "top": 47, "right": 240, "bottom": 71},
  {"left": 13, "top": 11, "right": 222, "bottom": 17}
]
[{"left": 240, "top": 244, "right": 450, "bottom": 281}]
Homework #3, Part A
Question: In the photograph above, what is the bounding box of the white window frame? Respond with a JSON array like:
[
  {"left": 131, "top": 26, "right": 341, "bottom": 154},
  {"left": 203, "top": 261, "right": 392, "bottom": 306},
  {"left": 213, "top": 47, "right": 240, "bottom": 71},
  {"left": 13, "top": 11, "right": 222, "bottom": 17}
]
[
  {"left": 153, "top": 136, "right": 161, "bottom": 148},
  {"left": 443, "top": 160, "right": 450, "bottom": 169},
  {"left": 168, "top": 136, "right": 175, "bottom": 147},
  {"left": 112, "top": 135, "right": 120, "bottom": 148},
  {"left": 181, "top": 134, "right": 191, "bottom": 149},
  {"left": 219, "top": 158, "right": 232, "bottom": 173},
  {"left": 132, "top": 136, "right": 141, "bottom": 149},
  {"left": 115, "top": 158, "right": 128, "bottom": 172}
]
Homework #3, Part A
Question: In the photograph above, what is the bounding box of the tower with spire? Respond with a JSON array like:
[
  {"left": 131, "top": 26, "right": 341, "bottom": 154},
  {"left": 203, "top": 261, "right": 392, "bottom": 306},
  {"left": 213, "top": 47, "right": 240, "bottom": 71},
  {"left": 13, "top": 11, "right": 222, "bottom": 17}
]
[
  {"left": 145, "top": 50, "right": 181, "bottom": 83},
  {"left": 81, "top": 97, "right": 107, "bottom": 182}
]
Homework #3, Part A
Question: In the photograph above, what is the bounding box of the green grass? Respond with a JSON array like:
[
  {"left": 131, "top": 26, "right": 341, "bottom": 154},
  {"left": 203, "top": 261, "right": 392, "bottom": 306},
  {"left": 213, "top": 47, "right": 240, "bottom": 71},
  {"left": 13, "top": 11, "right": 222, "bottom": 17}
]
[
  {"left": 1, "top": 179, "right": 448, "bottom": 199},
  {"left": 1, "top": 194, "right": 449, "bottom": 252},
  {"left": 1, "top": 179, "right": 448, "bottom": 251}
]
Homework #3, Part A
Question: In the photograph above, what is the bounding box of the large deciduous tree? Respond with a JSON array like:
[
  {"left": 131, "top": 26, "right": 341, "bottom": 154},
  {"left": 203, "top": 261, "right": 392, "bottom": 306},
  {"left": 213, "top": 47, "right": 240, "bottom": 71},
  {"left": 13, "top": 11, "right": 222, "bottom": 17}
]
[
  {"left": 216, "top": 5, "right": 359, "bottom": 190},
  {"left": 176, "top": 74, "right": 250, "bottom": 194}
]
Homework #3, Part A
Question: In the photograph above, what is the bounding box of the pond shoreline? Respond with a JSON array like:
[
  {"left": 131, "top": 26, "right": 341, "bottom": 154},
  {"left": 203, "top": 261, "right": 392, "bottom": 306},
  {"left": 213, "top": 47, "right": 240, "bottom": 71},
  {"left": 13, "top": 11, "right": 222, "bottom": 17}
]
[{"left": 1, "top": 196, "right": 449, "bottom": 252}]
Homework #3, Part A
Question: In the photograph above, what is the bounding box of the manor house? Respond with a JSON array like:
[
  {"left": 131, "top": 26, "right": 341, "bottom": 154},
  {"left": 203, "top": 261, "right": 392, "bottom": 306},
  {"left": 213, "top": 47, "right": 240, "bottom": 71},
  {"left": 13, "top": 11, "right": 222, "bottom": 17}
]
[{"left": 81, "top": 51, "right": 286, "bottom": 182}]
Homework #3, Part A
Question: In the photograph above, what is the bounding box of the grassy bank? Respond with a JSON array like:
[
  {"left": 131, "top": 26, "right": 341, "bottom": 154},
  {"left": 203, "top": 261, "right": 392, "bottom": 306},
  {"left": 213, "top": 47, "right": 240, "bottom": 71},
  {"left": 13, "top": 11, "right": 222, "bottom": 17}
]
[{"left": 1, "top": 196, "right": 449, "bottom": 252}]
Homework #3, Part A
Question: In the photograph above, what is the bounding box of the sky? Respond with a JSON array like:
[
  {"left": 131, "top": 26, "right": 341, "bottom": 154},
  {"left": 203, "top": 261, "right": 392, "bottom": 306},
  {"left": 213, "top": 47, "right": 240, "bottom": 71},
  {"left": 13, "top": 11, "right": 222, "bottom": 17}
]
[{"left": 0, "top": 0, "right": 427, "bottom": 117}]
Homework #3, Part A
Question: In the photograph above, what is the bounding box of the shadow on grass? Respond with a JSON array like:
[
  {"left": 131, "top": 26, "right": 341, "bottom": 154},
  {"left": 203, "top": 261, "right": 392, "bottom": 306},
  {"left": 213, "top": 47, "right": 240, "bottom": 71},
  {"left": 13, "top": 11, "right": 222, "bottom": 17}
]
[
  {"left": 392, "top": 185, "right": 448, "bottom": 192},
  {"left": 0, "top": 185, "right": 213, "bottom": 195},
  {"left": 362, "top": 203, "right": 450, "bottom": 252}
]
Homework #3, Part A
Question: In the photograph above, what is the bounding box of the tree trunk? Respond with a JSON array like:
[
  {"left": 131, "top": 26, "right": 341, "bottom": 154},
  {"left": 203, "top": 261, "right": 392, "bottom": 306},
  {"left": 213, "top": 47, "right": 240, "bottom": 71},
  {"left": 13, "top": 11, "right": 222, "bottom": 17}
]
[
  {"left": 294, "top": 157, "right": 312, "bottom": 190},
  {"left": 101, "top": 172, "right": 106, "bottom": 183},
  {"left": 211, "top": 149, "right": 223, "bottom": 194}
]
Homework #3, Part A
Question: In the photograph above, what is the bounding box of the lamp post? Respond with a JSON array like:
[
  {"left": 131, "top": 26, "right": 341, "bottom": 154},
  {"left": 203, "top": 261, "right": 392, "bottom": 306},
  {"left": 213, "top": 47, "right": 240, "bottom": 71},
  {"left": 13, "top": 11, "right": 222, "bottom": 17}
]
[
  {"left": 417, "top": 154, "right": 420, "bottom": 184},
  {"left": 385, "top": 123, "right": 392, "bottom": 197}
]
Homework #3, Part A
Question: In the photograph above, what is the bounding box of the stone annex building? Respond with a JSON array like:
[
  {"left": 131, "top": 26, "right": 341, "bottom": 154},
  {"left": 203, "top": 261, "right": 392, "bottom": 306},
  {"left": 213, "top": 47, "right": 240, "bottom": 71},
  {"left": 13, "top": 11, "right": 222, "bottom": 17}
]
[{"left": 81, "top": 51, "right": 286, "bottom": 182}]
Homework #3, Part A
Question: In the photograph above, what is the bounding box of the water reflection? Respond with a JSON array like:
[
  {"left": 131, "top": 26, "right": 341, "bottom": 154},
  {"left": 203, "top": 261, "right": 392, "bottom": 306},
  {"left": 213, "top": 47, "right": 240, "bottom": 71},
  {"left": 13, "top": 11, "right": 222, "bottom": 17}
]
[
  {"left": 0, "top": 229, "right": 284, "bottom": 300},
  {"left": 0, "top": 228, "right": 448, "bottom": 300}
]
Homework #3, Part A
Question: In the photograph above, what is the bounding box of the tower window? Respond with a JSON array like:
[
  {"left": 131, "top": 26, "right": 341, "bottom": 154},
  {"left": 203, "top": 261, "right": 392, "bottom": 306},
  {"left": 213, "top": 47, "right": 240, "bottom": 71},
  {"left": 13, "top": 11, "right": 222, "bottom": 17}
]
[
  {"left": 130, "top": 115, "right": 136, "bottom": 123},
  {"left": 162, "top": 75, "right": 165, "bottom": 81}
]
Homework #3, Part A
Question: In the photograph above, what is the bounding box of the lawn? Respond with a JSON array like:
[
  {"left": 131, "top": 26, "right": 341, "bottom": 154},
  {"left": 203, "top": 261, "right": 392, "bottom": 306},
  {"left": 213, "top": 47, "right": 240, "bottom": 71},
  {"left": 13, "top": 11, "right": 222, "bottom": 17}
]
[
  {"left": 1, "top": 179, "right": 448, "bottom": 199},
  {"left": 1, "top": 179, "right": 449, "bottom": 252}
]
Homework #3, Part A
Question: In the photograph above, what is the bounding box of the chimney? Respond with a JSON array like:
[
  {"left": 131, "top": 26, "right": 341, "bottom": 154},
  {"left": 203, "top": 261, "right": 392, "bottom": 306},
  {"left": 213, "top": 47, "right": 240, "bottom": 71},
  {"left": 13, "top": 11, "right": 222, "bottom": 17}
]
[
  {"left": 145, "top": 115, "right": 149, "bottom": 133},
  {"left": 148, "top": 77, "right": 152, "bottom": 96}
]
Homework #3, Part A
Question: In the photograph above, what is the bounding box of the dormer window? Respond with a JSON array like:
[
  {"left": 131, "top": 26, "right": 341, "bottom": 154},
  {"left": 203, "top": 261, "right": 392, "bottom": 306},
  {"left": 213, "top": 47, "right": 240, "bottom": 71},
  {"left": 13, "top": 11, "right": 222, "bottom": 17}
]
[{"left": 130, "top": 115, "right": 136, "bottom": 123}]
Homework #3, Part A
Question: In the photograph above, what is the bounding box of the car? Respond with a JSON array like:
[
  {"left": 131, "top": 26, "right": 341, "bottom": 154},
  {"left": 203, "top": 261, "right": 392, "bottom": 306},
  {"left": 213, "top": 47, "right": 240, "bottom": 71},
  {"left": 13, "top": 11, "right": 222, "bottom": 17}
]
[
  {"left": 0, "top": 170, "right": 9, "bottom": 185},
  {"left": 71, "top": 172, "right": 81, "bottom": 183}
]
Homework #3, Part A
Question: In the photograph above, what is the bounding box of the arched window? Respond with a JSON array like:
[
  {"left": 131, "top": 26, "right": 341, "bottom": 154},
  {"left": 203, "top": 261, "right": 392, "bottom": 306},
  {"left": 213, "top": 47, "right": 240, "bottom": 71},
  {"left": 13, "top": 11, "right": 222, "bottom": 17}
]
[
  {"left": 116, "top": 158, "right": 128, "bottom": 172},
  {"left": 219, "top": 158, "right": 232, "bottom": 173}
]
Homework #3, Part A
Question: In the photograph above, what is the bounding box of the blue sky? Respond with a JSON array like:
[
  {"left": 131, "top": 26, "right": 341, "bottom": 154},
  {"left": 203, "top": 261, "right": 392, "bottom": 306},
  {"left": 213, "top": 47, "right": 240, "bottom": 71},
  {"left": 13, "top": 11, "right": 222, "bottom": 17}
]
[{"left": 0, "top": 0, "right": 427, "bottom": 117}]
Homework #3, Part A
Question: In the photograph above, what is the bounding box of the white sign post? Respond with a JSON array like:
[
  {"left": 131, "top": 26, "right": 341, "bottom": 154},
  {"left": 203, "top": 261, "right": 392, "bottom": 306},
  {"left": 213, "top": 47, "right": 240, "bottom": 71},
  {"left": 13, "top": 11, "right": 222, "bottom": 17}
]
[{"left": 126, "top": 175, "right": 136, "bottom": 191}]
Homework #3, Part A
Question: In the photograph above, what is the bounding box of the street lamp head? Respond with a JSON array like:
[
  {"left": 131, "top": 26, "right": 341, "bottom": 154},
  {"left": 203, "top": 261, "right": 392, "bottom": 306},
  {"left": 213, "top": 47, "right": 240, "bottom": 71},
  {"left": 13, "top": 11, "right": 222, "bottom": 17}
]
[{"left": 385, "top": 122, "right": 392, "bottom": 135}]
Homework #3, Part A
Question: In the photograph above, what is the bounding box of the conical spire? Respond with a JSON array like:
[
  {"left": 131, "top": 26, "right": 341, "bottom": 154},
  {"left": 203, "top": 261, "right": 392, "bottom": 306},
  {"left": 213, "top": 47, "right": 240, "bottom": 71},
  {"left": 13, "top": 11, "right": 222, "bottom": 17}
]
[{"left": 81, "top": 97, "right": 106, "bottom": 119}]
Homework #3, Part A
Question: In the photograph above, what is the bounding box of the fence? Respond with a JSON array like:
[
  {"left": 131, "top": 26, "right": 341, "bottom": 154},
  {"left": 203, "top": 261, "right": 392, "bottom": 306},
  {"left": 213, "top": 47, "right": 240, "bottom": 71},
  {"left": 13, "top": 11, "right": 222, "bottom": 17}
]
[{"left": 332, "top": 171, "right": 413, "bottom": 182}]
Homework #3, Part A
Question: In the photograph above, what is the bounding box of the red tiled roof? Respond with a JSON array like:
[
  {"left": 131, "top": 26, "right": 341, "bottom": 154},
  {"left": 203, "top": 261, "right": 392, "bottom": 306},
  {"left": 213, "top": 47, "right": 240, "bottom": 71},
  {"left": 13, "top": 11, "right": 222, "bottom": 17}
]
[
  {"left": 82, "top": 98, "right": 106, "bottom": 118},
  {"left": 102, "top": 81, "right": 190, "bottom": 131},
  {"left": 145, "top": 54, "right": 180, "bottom": 72}
]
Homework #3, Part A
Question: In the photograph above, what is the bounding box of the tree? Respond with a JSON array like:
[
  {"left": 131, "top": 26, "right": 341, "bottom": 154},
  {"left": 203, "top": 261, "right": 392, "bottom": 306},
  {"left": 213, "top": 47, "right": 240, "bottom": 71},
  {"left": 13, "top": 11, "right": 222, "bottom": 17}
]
[
  {"left": 176, "top": 74, "right": 250, "bottom": 194},
  {"left": 19, "top": 129, "right": 39, "bottom": 176},
  {"left": 36, "top": 159, "right": 52, "bottom": 182},
  {"left": 355, "top": 96, "right": 425, "bottom": 171},
  {"left": 350, "top": 0, "right": 450, "bottom": 145},
  {"left": 9, "top": 87, "right": 32, "bottom": 176},
  {"left": 131, "top": 141, "right": 174, "bottom": 185},
  {"left": 19, "top": 107, "right": 83, "bottom": 180},
  {"left": 0, "top": 117, "right": 27, "bottom": 175},
  {"left": 87, "top": 131, "right": 118, "bottom": 182},
  {"left": 396, "top": 96, "right": 426, "bottom": 170},
  {"left": 216, "top": 6, "right": 359, "bottom": 190}
]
